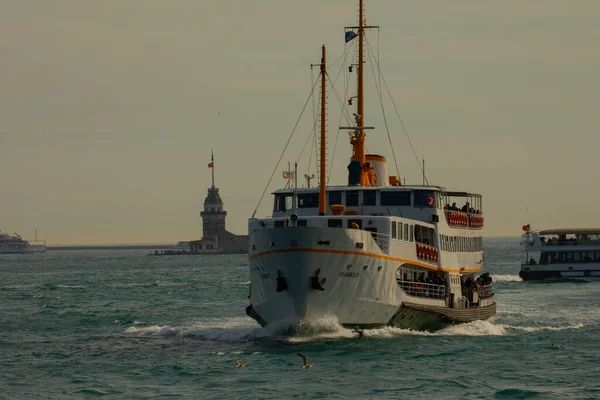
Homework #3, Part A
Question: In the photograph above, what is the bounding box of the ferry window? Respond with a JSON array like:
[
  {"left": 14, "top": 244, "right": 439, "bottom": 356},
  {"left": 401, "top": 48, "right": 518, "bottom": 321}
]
[
  {"left": 328, "top": 191, "right": 342, "bottom": 206},
  {"left": 391, "top": 222, "right": 397, "bottom": 239},
  {"left": 274, "top": 194, "right": 292, "bottom": 211},
  {"left": 274, "top": 220, "right": 285, "bottom": 228},
  {"left": 409, "top": 225, "right": 414, "bottom": 242},
  {"left": 404, "top": 224, "right": 409, "bottom": 241},
  {"left": 381, "top": 191, "right": 411, "bottom": 206},
  {"left": 346, "top": 191, "right": 359, "bottom": 206},
  {"left": 298, "top": 193, "right": 319, "bottom": 208},
  {"left": 348, "top": 219, "right": 362, "bottom": 229},
  {"left": 540, "top": 253, "right": 549, "bottom": 265},
  {"left": 297, "top": 219, "right": 308, "bottom": 227},
  {"left": 414, "top": 190, "right": 433, "bottom": 208},
  {"left": 363, "top": 190, "right": 376, "bottom": 206},
  {"left": 565, "top": 253, "right": 573, "bottom": 262},
  {"left": 328, "top": 219, "right": 343, "bottom": 228},
  {"left": 398, "top": 222, "right": 403, "bottom": 240}
]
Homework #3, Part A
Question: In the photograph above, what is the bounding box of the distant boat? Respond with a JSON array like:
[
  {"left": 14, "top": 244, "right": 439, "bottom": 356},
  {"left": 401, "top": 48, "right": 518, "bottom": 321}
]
[
  {"left": 520, "top": 227, "right": 600, "bottom": 281},
  {"left": 0, "top": 230, "right": 46, "bottom": 254}
]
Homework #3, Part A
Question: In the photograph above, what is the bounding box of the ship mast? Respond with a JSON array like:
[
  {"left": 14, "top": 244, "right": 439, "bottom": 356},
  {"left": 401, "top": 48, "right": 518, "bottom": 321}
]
[
  {"left": 318, "top": 46, "right": 327, "bottom": 215},
  {"left": 356, "top": 0, "right": 366, "bottom": 186},
  {"left": 344, "top": 0, "right": 377, "bottom": 186}
]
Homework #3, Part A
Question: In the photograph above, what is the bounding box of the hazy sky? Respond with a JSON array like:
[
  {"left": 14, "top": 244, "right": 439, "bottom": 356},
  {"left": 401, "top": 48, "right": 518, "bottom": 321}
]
[{"left": 2, "top": 1, "right": 599, "bottom": 244}]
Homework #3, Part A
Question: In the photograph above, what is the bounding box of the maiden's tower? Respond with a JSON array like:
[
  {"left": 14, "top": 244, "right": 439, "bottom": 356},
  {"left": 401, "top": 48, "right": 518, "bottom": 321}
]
[{"left": 190, "top": 152, "right": 248, "bottom": 254}]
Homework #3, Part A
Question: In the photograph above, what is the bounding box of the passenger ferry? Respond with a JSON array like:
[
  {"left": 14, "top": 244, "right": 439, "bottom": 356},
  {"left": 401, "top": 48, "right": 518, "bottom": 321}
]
[
  {"left": 0, "top": 230, "right": 46, "bottom": 254},
  {"left": 520, "top": 227, "right": 600, "bottom": 281},
  {"left": 246, "top": 0, "right": 495, "bottom": 331}
]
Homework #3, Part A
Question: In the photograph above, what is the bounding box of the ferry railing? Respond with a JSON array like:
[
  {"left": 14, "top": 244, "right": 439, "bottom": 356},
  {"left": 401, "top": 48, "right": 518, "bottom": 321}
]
[
  {"left": 369, "top": 232, "right": 390, "bottom": 253},
  {"left": 477, "top": 283, "right": 494, "bottom": 299},
  {"left": 396, "top": 279, "right": 446, "bottom": 299}
]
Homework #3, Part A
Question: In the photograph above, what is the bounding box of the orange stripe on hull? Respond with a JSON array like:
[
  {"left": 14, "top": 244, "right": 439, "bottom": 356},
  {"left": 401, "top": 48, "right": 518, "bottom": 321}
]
[{"left": 249, "top": 248, "right": 482, "bottom": 274}]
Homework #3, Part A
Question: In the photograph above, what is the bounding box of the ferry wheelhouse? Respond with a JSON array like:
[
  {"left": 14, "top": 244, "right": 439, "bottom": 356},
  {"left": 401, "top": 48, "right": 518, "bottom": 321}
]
[
  {"left": 520, "top": 228, "right": 600, "bottom": 281},
  {"left": 246, "top": 0, "right": 495, "bottom": 331}
]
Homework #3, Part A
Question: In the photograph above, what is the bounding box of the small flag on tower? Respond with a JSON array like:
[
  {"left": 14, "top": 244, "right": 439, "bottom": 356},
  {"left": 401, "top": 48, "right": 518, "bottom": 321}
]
[
  {"left": 208, "top": 162, "right": 214, "bottom": 168},
  {"left": 345, "top": 31, "right": 358, "bottom": 43},
  {"left": 282, "top": 171, "right": 295, "bottom": 179}
]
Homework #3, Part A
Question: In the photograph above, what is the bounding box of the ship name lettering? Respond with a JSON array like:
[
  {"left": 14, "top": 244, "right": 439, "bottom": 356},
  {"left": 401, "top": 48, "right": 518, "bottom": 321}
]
[{"left": 338, "top": 272, "right": 359, "bottom": 278}]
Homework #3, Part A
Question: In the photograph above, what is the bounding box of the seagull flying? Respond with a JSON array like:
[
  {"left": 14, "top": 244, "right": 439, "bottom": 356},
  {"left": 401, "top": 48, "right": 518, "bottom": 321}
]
[
  {"left": 231, "top": 359, "right": 248, "bottom": 368},
  {"left": 297, "top": 353, "right": 313, "bottom": 369}
]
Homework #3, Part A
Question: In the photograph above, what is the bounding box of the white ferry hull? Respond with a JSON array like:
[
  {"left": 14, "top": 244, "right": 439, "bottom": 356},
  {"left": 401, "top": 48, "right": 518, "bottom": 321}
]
[
  {"left": 247, "top": 226, "right": 492, "bottom": 331},
  {"left": 520, "top": 263, "right": 600, "bottom": 282},
  {"left": 26, "top": 244, "right": 47, "bottom": 253},
  {"left": 0, "top": 248, "right": 27, "bottom": 254}
]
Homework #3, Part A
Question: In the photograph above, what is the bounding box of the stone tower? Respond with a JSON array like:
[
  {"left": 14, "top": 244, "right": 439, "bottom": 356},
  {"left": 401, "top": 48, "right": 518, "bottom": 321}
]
[{"left": 200, "top": 151, "right": 227, "bottom": 240}]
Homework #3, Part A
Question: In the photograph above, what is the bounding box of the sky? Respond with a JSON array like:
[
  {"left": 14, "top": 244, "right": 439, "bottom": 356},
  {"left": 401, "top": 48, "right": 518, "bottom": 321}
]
[{"left": 1, "top": 1, "right": 599, "bottom": 245}]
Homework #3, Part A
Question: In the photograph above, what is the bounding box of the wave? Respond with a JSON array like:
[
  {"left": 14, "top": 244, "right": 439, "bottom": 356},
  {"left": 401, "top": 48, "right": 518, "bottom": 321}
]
[
  {"left": 508, "top": 323, "right": 584, "bottom": 333},
  {"left": 124, "top": 315, "right": 586, "bottom": 343},
  {"left": 124, "top": 316, "right": 291, "bottom": 341},
  {"left": 492, "top": 275, "right": 522, "bottom": 283}
]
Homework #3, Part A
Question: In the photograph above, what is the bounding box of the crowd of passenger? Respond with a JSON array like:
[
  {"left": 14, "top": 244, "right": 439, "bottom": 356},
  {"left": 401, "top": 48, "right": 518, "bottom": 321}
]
[
  {"left": 462, "top": 273, "right": 493, "bottom": 304},
  {"left": 444, "top": 201, "right": 482, "bottom": 214},
  {"left": 397, "top": 271, "right": 446, "bottom": 299}
]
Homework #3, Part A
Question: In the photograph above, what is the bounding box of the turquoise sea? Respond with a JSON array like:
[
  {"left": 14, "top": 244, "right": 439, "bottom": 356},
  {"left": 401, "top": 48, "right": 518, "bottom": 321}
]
[{"left": 1, "top": 237, "right": 599, "bottom": 399}]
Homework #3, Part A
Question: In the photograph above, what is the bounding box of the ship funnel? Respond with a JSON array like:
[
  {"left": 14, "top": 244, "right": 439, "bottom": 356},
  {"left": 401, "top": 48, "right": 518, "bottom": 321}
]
[{"left": 366, "top": 154, "right": 389, "bottom": 187}]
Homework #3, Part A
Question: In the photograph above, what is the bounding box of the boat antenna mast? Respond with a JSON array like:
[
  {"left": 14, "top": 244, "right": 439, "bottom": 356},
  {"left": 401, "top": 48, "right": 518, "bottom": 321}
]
[{"left": 341, "top": 0, "right": 378, "bottom": 186}]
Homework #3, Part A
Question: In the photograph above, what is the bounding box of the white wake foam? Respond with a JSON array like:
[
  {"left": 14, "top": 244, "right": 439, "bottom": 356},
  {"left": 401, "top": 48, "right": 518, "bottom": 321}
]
[
  {"left": 124, "top": 316, "right": 296, "bottom": 342},
  {"left": 508, "top": 323, "right": 584, "bottom": 333},
  {"left": 492, "top": 275, "right": 523, "bottom": 283},
  {"left": 124, "top": 315, "right": 585, "bottom": 343}
]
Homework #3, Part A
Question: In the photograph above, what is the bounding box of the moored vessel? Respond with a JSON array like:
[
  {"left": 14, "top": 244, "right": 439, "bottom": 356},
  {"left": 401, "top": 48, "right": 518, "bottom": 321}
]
[
  {"left": 520, "top": 226, "right": 600, "bottom": 281},
  {"left": 246, "top": 0, "right": 495, "bottom": 331}
]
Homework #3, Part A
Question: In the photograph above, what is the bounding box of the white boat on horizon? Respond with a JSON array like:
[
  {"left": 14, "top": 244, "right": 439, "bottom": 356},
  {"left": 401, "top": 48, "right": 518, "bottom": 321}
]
[
  {"left": 246, "top": 0, "right": 495, "bottom": 332},
  {"left": 520, "top": 227, "right": 600, "bottom": 281},
  {"left": 0, "top": 230, "right": 47, "bottom": 254}
]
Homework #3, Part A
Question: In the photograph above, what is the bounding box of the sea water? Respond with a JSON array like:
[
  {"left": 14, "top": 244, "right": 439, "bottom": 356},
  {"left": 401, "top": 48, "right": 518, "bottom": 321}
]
[{"left": 1, "top": 238, "right": 599, "bottom": 399}]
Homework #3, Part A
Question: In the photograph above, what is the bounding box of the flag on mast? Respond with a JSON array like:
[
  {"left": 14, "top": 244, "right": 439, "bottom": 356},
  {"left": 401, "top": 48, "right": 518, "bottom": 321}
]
[
  {"left": 345, "top": 31, "right": 358, "bottom": 43},
  {"left": 208, "top": 162, "right": 214, "bottom": 168}
]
